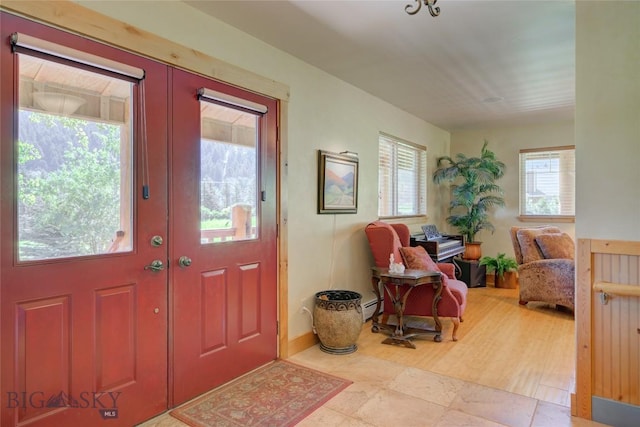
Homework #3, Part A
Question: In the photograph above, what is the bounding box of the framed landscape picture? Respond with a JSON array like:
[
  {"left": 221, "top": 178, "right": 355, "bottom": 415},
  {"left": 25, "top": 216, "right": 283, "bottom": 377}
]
[{"left": 317, "top": 150, "right": 358, "bottom": 214}]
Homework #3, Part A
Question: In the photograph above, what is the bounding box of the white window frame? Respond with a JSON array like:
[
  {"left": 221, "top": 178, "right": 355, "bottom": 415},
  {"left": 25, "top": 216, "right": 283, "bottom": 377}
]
[
  {"left": 518, "top": 145, "right": 575, "bottom": 222},
  {"left": 378, "top": 132, "right": 427, "bottom": 218}
]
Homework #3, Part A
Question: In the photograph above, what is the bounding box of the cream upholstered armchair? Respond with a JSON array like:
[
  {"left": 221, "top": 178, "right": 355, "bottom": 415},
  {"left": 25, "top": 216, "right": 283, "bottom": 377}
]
[{"left": 509, "top": 226, "right": 575, "bottom": 310}]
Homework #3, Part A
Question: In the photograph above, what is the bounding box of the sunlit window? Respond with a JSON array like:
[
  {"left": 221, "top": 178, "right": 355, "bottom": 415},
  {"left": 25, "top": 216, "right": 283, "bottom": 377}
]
[
  {"left": 17, "top": 53, "right": 134, "bottom": 260},
  {"left": 519, "top": 146, "right": 575, "bottom": 220},
  {"left": 378, "top": 133, "right": 427, "bottom": 218},
  {"left": 200, "top": 101, "right": 259, "bottom": 243}
]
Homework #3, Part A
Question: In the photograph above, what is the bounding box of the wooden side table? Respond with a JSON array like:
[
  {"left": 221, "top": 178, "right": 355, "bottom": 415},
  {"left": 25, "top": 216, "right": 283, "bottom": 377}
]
[{"left": 370, "top": 267, "right": 443, "bottom": 348}]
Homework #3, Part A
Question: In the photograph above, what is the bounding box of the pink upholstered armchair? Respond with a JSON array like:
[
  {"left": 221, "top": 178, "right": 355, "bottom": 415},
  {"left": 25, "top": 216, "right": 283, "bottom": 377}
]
[
  {"left": 365, "top": 221, "right": 468, "bottom": 341},
  {"left": 509, "top": 226, "right": 575, "bottom": 310}
]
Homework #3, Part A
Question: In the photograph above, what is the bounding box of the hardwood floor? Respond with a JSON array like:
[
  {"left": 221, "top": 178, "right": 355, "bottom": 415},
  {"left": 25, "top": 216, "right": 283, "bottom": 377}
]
[
  {"left": 355, "top": 283, "right": 576, "bottom": 407},
  {"left": 141, "top": 283, "right": 596, "bottom": 426}
]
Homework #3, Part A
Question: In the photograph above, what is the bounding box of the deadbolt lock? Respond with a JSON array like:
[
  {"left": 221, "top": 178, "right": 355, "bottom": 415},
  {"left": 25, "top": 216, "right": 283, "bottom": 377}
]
[{"left": 178, "top": 256, "right": 192, "bottom": 268}]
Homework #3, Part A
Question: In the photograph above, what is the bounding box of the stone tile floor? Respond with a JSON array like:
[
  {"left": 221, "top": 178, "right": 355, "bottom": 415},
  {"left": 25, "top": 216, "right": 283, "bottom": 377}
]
[{"left": 139, "top": 344, "right": 610, "bottom": 427}]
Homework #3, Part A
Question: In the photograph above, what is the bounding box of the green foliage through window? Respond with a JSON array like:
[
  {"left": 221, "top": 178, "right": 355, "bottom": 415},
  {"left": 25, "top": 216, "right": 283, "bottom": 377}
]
[{"left": 18, "top": 111, "right": 126, "bottom": 260}]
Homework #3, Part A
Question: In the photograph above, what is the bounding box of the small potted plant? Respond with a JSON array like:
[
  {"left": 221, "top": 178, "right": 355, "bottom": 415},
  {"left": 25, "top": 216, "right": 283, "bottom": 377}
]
[{"left": 479, "top": 253, "right": 519, "bottom": 289}]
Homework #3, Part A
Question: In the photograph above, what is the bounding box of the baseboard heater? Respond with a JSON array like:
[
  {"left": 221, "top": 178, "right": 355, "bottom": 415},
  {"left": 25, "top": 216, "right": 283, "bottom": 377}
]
[{"left": 361, "top": 297, "right": 383, "bottom": 322}]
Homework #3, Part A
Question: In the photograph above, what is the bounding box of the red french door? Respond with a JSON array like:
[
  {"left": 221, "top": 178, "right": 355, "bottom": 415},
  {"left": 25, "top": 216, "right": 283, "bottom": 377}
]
[
  {"left": 169, "top": 68, "right": 278, "bottom": 405},
  {"left": 1, "top": 11, "right": 280, "bottom": 426},
  {"left": 0, "top": 13, "right": 168, "bottom": 426}
]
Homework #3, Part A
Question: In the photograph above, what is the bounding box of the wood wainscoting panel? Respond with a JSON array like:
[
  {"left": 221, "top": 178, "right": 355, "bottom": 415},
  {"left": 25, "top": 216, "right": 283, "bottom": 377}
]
[
  {"left": 575, "top": 238, "right": 640, "bottom": 420},
  {"left": 592, "top": 251, "right": 640, "bottom": 404}
]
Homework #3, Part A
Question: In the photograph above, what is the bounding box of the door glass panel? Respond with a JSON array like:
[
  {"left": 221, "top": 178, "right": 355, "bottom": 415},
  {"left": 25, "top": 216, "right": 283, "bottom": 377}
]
[
  {"left": 17, "top": 53, "right": 134, "bottom": 261},
  {"left": 200, "top": 101, "right": 258, "bottom": 244}
]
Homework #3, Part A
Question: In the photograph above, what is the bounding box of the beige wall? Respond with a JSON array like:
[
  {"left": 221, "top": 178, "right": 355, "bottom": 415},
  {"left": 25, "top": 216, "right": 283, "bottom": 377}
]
[
  {"left": 575, "top": 0, "right": 640, "bottom": 242},
  {"left": 75, "top": 1, "right": 450, "bottom": 340},
  {"left": 450, "top": 122, "right": 576, "bottom": 259},
  {"left": 67, "top": 0, "right": 640, "bottom": 345},
  {"left": 573, "top": 2, "right": 640, "bottom": 422}
]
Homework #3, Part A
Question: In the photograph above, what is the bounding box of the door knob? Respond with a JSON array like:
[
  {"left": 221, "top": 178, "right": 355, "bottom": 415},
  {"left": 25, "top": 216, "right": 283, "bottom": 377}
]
[
  {"left": 178, "top": 256, "right": 192, "bottom": 268},
  {"left": 144, "top": 259, "right": 165, "bottom": 272}
]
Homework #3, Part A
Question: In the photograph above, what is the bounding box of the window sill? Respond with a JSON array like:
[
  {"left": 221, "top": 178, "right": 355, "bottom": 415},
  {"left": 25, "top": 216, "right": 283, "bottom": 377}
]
[
  {"left": 517, "top": 215, "right": 575, "bottom": 223},
  {"left": 378, "top": 215, "right": 428, "bottom": 222}
]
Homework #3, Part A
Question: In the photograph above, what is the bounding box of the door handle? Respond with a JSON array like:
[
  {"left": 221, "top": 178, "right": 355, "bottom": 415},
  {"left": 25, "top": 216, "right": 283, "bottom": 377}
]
[
  {"left": 178, "top": 256, "right": 192, "bottom": 268},
  {"left": 144, "top": 259, "right": 165, "bottom": 272}
]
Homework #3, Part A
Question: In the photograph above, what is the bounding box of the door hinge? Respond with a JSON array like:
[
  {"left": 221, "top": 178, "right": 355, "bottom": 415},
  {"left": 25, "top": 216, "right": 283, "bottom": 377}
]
[
  {"left": 276, "top": 320, "right": 279, "bottom": 336},
  {"left": 261, "top": 190, "right": 266, "bottom": 201}
]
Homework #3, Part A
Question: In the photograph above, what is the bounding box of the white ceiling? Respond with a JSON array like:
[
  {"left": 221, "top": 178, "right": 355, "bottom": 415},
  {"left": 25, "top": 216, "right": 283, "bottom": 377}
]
[{"left": 183, "top": 0, "right": 575, "bottom": 132}]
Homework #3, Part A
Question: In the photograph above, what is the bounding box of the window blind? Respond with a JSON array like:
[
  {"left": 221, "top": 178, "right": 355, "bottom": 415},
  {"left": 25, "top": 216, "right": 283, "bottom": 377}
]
[
  {"left": 10, "top": 32, "right": 144, "bottom": 80},
  {"left": 378, "top": 133, "right": 427, "bottom": 217},
  {"left": 519, "top": 146, "right": 575, "bottom": 216},
  {"left": 198, "top": 88, "right": 267, "bottom": 115}
]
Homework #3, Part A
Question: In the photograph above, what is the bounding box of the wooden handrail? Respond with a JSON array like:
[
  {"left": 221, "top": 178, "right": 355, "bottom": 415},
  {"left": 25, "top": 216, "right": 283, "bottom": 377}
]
[
  {"left": 107, "top": 230, "right": 125, "bottom": 253},
  {"left": 593, "top": 281, "right": 640, "bottom": 298},
  {"left": 201, "top": 227, "right": 257, "bottom": 243}
]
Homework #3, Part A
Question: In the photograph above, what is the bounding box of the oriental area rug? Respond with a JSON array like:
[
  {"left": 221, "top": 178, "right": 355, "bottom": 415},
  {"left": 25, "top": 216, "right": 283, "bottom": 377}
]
[{"left": 170, "top": 360, "right": 352, "bottom": 426}]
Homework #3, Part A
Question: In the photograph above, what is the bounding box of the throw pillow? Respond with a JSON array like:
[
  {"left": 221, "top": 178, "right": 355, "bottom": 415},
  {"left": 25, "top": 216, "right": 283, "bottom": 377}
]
[
  {"left": 399, "top": 246, "right": 448, "bottom": 286},
  {"left": 535, "top": 233, "right": 575, "bottom": 259},
  {"left": 399, "top": 246, "right": 439, "bottom": 271},
  {"left": 516, "top": 227, "right": 561, "bottom": 264}
]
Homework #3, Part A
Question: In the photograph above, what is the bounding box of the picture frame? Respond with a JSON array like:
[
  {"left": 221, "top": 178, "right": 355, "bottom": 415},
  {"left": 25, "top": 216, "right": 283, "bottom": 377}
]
[{"left": 317, "top": 150, "right": 359, "bottom": 214}]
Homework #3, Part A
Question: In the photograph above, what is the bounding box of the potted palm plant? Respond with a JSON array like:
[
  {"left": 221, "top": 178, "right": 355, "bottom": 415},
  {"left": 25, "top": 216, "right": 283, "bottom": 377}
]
[
  {"left": 479, "top": 253, "right": 519, "bottom": 288},
  {"left": 433, "top": 140, "right": 505, "bottom": 260}
]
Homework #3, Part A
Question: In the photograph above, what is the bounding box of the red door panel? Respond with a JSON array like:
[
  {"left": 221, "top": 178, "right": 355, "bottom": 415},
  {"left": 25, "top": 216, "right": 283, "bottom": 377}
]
[
  {"left": 95, "top": 285, "right": 137, "bottom": 391},
  {"left": 16, "top": 297, "right": 71, "bottom": 424},
  {"left": 1, "top": 13, "right": 168, "bottom": 427},
  {"left": 238, "top": 263, "right": 262, "bottom": 338},
  {"left": 1, "top": 11, "right": 280, "bottom": 426},
  {"left": 201, "top": 269, "right": 227, "bottom": 352},
  {"left": 170, "top": 68, "right": 278, "bottom": 405}
]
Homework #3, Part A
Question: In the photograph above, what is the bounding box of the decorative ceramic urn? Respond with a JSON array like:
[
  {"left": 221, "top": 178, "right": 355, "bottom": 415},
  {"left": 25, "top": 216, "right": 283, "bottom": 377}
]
[{"left": 313, "top": 290, "right": 362, "bottom": 354}]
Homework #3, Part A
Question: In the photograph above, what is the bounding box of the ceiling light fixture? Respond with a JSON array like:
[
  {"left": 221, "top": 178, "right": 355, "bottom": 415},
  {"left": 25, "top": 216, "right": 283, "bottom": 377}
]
[
  {"left": 405, "top": 0, "right": 441, "bottom": 17},
  {"left": 33, "top": 92, "right": 86, "bottom": 115}
]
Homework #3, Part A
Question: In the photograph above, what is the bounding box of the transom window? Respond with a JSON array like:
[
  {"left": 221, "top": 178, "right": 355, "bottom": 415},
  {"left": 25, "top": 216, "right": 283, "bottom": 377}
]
[
  {"left": 378, "top": 133, "right": 427, "bottom": 218},
  {"left": 519, "top": 146, "right": 575, "bottom": 221}
]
